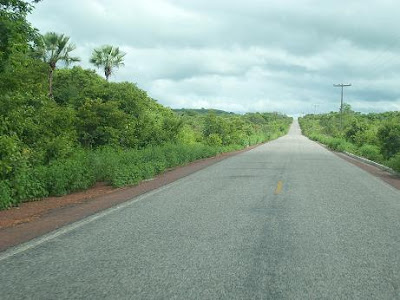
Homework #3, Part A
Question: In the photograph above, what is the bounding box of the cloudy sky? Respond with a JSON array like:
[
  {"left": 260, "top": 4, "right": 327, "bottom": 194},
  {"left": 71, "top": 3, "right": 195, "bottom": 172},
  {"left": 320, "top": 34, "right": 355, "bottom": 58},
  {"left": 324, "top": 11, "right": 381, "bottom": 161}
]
[{"left": 28, "top": 0, "right": 400, "bottom": 116}]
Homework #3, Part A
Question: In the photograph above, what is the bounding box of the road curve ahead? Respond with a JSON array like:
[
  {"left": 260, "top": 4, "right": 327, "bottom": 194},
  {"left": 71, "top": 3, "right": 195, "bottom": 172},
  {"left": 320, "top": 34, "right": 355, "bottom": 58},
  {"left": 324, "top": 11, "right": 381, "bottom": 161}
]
[{"left": 1, "top": 120, "right": 400, "bottom": 299}]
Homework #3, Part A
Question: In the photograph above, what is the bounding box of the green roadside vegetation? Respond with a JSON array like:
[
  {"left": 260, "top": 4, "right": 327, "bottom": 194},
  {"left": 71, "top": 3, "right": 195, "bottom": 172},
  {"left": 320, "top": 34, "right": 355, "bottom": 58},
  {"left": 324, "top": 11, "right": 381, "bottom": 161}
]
[
  {"left": 0, "top": 1, "right": 292, "bottom": 209},
  {"left": 299, "top": 105, "right": 400, "bottom": 173}
]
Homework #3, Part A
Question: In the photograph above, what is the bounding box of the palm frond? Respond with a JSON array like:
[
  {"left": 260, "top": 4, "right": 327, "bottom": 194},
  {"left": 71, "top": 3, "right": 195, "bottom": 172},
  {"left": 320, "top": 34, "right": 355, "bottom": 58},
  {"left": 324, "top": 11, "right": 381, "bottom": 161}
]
[
  {"left": 89, "top": 44, "right": 126, "bottom": 80},
  {"left": 38, "top": 32, "right": 80, "bottom": 68}
]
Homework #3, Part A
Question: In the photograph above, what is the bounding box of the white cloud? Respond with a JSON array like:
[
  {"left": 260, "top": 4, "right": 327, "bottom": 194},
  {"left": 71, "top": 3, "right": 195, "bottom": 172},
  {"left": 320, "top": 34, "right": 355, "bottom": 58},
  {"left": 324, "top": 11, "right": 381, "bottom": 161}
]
[{"left": 28, "top": 0, "right": 400, "bottom": 115}]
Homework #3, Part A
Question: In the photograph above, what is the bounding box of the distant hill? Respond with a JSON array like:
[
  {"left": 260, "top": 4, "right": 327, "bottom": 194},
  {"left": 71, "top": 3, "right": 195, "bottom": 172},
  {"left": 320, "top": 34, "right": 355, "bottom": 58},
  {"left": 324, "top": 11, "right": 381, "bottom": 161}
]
[{"left": 173, "top": 108, "right": 235, "bottom": 116}]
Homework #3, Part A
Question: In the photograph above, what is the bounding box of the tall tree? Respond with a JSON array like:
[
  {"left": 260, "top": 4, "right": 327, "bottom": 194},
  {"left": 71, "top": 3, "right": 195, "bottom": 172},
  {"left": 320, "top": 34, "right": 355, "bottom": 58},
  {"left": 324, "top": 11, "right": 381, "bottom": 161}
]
[
  {"left": 37, "top": 32, "right": 80, "bottom": 97},
  {"left": 0, "top": 0, "right": 47, "bottom": 95},
  {"left": 90, "top": 45, "right": 126, "bottom": 81},
  {"left": 0, "top": 0, "right": 42, "bottom": 72}
]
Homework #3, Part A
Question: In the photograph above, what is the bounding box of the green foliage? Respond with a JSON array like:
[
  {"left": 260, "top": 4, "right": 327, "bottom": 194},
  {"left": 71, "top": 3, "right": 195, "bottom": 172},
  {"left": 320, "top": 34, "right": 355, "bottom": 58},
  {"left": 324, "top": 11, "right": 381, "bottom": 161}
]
[
  {"left": 377, "top": 118, "right": 400, "bottom": 159},
  {"left": 357, "top": 144, "right": 383, "bottom": 163},
  {"left": 0, "top": 100, "right": 291, "bottom": 208},
  {"left": 37, "top": 32, "right": 80, "bottom": 68},
  {"left": 1, "top": 94, "right": 77, "bottom": 164},
  {"left": 90, "top": 45, "right": 125, "bottom": 81},
  {"left": 388, "top": 153, "right": 400, "bottom": 173},
  {"left": 0, "top": 135, "right": 24, "bottom": 179},
  {"left": 0, "top": 51, "right": 48, "bottom": 95},
  {"left": 199, "top": 111, "right": 292, "bottom": 147},
  {"left": 0, "top": 2, "right": 293, "bottom": 209},
  {"left": 176, "top": 124, "right": 197, "bottom": 145},
  {"left": 0, "top": 180, "right": 14, "bottom": 210},
  {"left": 306, "top": 132, "right": 356, "bottom": 153},
  {"left": 299, "top": 110, "right": 400, "bottom": 171},
  {"left": 0, "top": 0, "right": 38, "bottom": 71},
  {"left": 206, "top": 134, "right": 223, "bottom": 146},
  {"left": 345, "top": 118, "right": 369, "bottom": 145},
  {"left": 36, "top": 32, "right": 80, "bottom": 97},
  {"left": 52, "top": 66, "right": 105, "bottom": 106},
  {"left": 34, "top": 150, "right": 96, "bottom": 196},
  {"left": 76, "top": 98, "right": 132, "bottom": 148},
  {"left": 0, "top": 0, "right": 47, "bottom": 95}
]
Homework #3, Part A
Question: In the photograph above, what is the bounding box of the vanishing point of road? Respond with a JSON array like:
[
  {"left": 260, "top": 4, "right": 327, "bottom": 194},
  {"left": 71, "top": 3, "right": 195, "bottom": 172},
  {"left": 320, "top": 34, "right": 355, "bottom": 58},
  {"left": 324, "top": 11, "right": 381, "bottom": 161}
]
[{"left": 1, "top": 120, "right": 400, "bottom": 299}]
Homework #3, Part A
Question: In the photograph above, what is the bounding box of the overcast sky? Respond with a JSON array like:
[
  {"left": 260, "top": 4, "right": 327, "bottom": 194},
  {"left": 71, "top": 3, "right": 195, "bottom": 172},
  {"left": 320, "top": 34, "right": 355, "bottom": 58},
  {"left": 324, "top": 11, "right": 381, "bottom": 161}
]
[{"left": 28, "top": 0, "right": 400, "bottom": 116}]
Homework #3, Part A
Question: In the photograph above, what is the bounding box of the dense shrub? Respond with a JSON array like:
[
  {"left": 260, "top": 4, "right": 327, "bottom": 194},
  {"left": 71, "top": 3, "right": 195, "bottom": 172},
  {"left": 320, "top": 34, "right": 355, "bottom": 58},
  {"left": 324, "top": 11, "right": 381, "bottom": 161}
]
[
  {"left": 90, "top": 143, "right": 240, "bottom": 187},
  {"left": 357, "top": 144, "right": 383, "bottom": 163},
  {"left": 35, "top": 151, "right": 96, "bottom": 196},
  {"left": 377, "top": 119, "right": 400, "bottom": 159},
  {"left": 0, "top": 127, "right": 297, "bottom": 210},
  {"left": 0, "top": 181, "right": 14, "bottom": 210},
  {"left": 206, "top": 134, "right": 223, "bottom": 146},
  {"left": 388, "top": 153, "right": 400, "bottom": 172},
  {"left": 299, "top": 110, "right": 400, "bottom": 172}
]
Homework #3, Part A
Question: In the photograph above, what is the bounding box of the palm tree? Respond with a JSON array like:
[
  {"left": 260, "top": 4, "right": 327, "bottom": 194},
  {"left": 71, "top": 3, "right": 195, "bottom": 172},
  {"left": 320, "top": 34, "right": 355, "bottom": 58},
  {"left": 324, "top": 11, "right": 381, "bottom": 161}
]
[
  {"left": 90, "top": 45, "right": 126, "bottom": 81},
  {"left": 38, "top": 32, "right": 80, "bottom": 97}
]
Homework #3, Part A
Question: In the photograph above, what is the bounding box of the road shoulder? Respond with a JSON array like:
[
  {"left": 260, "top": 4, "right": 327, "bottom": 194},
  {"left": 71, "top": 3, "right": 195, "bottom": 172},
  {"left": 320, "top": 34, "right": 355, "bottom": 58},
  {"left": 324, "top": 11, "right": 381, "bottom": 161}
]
[{"left": 335, "top": 152, "right": 400, "bottom": 190}]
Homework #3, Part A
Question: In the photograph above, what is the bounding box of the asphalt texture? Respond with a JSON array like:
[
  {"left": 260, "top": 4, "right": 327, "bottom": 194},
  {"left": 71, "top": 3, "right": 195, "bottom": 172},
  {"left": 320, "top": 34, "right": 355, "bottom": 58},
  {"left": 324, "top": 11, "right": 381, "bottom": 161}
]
[{"left": 1, "top": 120, "right": 400, "bottom": 299}]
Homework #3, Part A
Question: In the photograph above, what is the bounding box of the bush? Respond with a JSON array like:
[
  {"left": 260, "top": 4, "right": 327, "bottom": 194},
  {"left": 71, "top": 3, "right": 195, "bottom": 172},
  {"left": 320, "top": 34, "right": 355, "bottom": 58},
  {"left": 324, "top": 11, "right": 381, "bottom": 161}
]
[
  {"left": 300, "top": 112, "right": 400, "bottom": 173},
  {"left": 0, "top": 111, "right": 291, "bottom": 209},
  {"left": 12, "top": 165, "right": 48, "bottom": 201},
  {"left": 0, "top": 135, "right": 24, "bottom": 180},
  {"left": 306, "top": 133, "right": 356, "bottom": 153},
  {"left": 388, "top": 153, "right": 400, "bottom": 173},
  {"left": 377, "top": 120, "right": 400, "bottom": 159},
  {"left": 176, "top": 125, "right": 197, "bottom": 145},
  {"left": 34, "top": 151, "right": 96, "bottom": 196},
  {"left": 0, "top": 181, "right": 14, "bottom": 209},
  {"left": 100, "top": 143, "right": 245, "bottom": 187},
  {"left": 0, "top": 138, "right": 286, "bottom": 208},
  {"left": 357, "top": 144, "right": 384, "bottom": 163},
  {"left": 111, "top": 164, "right": 143, "bottom": 187},
  {"left": 206, "top": 134, "right": 223, "bottom": 146}
]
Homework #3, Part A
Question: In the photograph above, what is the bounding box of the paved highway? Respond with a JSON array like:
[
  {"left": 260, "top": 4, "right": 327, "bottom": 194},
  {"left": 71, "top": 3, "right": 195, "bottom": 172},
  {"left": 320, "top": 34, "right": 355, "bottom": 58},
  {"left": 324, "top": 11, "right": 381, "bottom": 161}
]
[{"left": 1, "top": 120, "right": 400, "bottom": 299}]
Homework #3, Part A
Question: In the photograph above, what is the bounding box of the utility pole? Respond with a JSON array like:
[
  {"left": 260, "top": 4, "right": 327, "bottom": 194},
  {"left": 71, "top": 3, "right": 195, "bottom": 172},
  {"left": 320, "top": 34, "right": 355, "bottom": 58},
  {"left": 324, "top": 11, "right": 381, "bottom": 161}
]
[
  {"left": 333, "top": 83, "right": 351, "bottom": 130},
  {"left": 313, "top": 104, "right": 319, "bottom": 115}
]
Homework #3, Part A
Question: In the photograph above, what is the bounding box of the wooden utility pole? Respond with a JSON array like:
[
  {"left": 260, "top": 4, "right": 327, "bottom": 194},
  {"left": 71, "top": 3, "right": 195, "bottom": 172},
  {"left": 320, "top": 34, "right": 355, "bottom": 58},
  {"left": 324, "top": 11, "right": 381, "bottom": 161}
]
[{"left": 333, "top": 83, "right": 351, "bottom": 129}]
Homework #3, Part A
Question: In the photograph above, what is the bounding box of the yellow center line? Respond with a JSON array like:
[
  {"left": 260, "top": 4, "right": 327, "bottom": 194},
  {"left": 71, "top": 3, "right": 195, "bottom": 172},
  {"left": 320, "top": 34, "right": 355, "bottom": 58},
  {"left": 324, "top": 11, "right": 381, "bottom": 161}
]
[{"left": 274, "top": 180, "right": 283, "bottom": 195}]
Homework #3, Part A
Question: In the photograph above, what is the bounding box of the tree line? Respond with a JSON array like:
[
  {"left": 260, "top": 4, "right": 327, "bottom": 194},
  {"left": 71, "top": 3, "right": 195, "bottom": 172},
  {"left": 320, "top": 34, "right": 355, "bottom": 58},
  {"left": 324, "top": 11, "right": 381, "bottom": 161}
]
[
  {"left": 299, "top": 106, "right": 400, "bottom": 172},
  {"left": 0, "top": 1, "right": 292, "bottom": 209}
]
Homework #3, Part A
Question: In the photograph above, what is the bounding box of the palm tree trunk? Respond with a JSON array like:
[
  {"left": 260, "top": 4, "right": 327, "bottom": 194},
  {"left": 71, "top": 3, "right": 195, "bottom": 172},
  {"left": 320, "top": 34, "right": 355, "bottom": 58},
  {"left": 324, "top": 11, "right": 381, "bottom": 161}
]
[{"left": 105, "top": 66, "right": 111, "bottom": 82}]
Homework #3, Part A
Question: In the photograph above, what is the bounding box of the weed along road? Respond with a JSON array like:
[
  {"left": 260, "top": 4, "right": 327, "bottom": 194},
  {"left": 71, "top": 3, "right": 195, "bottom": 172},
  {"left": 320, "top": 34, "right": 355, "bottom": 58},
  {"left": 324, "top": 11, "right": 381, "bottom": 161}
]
[{"left": 1, "top": 120, "right": 400, "bottom": 299}]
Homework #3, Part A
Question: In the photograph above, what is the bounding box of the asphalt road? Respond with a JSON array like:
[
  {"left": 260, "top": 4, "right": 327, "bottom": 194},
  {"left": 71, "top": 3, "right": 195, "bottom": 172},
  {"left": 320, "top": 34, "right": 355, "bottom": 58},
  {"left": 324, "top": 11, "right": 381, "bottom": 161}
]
[{"left": 1, "top": 120, "right": 400, "bottom": 299}]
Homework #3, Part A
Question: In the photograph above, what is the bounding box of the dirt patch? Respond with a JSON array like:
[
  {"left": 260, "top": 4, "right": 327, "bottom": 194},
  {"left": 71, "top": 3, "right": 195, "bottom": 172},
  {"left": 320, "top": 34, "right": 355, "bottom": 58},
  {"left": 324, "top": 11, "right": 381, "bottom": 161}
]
[
  {"left": 0, "top": 146, "right": 258, "bottom": 252},
  {"left": 0, "top": 182, "right": 115, "bottom": 229}
]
